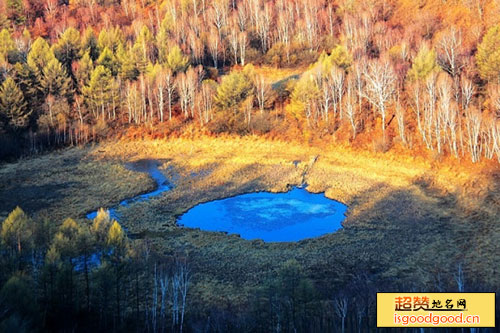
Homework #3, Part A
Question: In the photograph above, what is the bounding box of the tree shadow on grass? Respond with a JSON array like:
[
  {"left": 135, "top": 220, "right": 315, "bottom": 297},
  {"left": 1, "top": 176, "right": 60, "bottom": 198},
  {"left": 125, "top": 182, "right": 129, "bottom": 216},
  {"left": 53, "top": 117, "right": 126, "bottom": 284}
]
[
  {"left": 304, "top": 174, "right": 499, "bottom": 296},
  {"left": 0, "top": 182, "right": 77, "bottom": 219}
]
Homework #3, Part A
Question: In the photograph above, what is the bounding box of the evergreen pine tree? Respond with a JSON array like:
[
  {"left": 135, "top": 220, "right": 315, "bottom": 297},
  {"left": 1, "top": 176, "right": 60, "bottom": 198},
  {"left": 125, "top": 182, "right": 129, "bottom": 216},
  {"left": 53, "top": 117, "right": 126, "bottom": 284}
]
[
  {"left": 132, "top": 42, "right": 149, "bottom": 75},
  {"left": 40, "top": 58, "right": 74, "bottom": 101},
  {"left": 75, "top": 52, "right": 94, "bottom": 89},
  {"left": 328, "top": 45, "right": 352, "bottom": 71},
  {"left": 0, "top": 29, "right": 16, "bottom": 63},
  {"left": 287, "top": 74, "right": 320, "bottom": 122},
  {"left": 81, "top": 28, "right": 99, "bottom": 61},
  {"left": 97, "top": 47, "right": 119, "bottom": 76},
  {"left": 215, "top": 68, "right": 254, "bottom": 113},
  {"left": 0, "top": 77, "right": 30, "bottom": 130},
  {"left": 83, "top": 65, "right": 119, "bottom": 119},
  {"left": 53, "top": 27, "right": 82, "bottom": 76},
  {"left": 0, "top": 14, "right": 9, "bottom": 30},
  {"left": 116, "top": 44, "right": 138, "bottom": 81},
  {"left": 476, "top": 25, "right": 500, "bottom": 82},
  {"left": 6, "top": 0, "right": 25, "bottom": 25},
  {"left": 91, "top": 208, "right": 112, "bottom": 246},
  {"left": 107, "top": 221, "right": 126, "bottom": 249},
  {"left": 157, "top": 16, "right": 174, "bottom": 63},
  {"left": 97, "top": 27, "right": 123, "bottom": 53},
  {"left": 133, "top": 26, "right": 154, "bottom": 74},
  {"left": 165, "top": 45, "right": 189, "bottom": 73},
  {"left": 408, "top": 44, "right": 439, "bottom": 81},
  {"left": 0, "top": 207, "right": 32, "bottom": 254},
  {"left": 27, "top": 37, "right": 56, "bottom": 81},
  {"left": 52, "top": 218, "right": 80, "bottom": 260},
  {"left": 12, "top": 62, "right": 42, "bottom": 113}
]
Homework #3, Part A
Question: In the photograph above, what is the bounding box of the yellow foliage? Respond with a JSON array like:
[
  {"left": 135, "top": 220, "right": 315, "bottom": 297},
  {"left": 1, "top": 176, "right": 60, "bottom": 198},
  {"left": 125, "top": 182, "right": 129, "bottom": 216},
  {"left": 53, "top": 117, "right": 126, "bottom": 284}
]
[{"left": 107, "top": 220, "right": 125, "bottom": 248}]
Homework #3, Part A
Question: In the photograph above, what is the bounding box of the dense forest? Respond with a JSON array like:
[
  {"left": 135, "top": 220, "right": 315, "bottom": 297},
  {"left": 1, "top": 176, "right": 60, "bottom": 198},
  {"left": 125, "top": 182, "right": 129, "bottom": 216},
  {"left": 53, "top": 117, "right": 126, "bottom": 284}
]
[
  {"left": 0, "top": 207, "right": 195, "bottom": 331},
  {"left": 0, "top": 0, "right": 498, "bottom": 163}
]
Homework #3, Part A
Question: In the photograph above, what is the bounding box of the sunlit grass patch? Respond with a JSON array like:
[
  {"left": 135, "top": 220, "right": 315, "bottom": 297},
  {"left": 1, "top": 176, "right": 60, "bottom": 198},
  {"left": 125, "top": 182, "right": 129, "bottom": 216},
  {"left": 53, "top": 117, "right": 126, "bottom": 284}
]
[{"left": 1, "top": 136, "right": 498, "bottom": 313}]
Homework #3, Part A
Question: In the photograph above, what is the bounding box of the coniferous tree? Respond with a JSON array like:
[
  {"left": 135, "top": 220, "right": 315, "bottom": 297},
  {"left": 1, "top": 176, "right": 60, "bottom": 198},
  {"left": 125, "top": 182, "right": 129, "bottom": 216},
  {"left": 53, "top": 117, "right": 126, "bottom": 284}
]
[
  {"left": 0, "top": 274, "right": 39, "bottom": 331},
  {"left": 12, "top": 63, "right": 41, "bottom": 115},
  {"left": 116, "top": 44, "right": 139, "bottom": 81},
  {"left": 49, "top": 218, "right": 81, "bottom": 314},
  {"left": 76, "top": 224, "right": 95, "bottom": 312},
  {"left": 213, "top": 67, "right": 254, "bottom": 132},
  {"left": 42, "top": 244, "right": 61, "bottom": 313},
  {"left": 6, "top": 0, "right": 25, "bottom": 25},
  {"left": 97, "top": 27, "right": 124, "bottom": 53},
  {"left": 134, "top": 25, "right": 154, "bottom": 65},
  {"left": 476, "top": 25, "right": 500, "bottom": 82},
  {"left": 97, "top": 47, "right": 120, "bottom": 76},
  {"left": 40, "top": 58, "right": 74, "bottom": 102},
  {"left": 157, "top": 16, "right": 174, "bottom": 63},
  {"left": 27, "top": 37, "right": 56, "bottom": 81},
  {"left": 51, "top": 218, "right": 80, "bottom": 267},
  {"left": 215, "top": 68, "right": 254, "bottom": 113},
  {"left": 0, "top": 29, "right": 16, "bottom": 63},
  {"left": 0, "top": 14, "right": 9, "bottom": 31},
  {"left": 83, "top": 65, "right": 119, "bottom": 120},
  {"left": 91, "top": 209, "right": 112, "bottom": 245},
  {"left": 0, "top": 78, "right": 30, "bottom": 130},
  {"left": 81, "top": 28, "right": 99, "bottom": 61},
  {"left": 132, "top": 42, "right": 149, "bottom": 75},
  {"left": 165, "top": 45, "right": 189, "bottom": 73},
  {"left": 408, "top": 44, "right": 439, "bottom": 81},
  {"left": 106, "top": 220, "right": 128, "bottom": 326},
  {"left": 53, "top": 27, "right": 82, "bottom": 76},
  {"left": 328, "top": 45, "right": 353, "bottom": 71},
  {"left": 75, "top": 52, "right": 94, "bottom": 89},
  {"left": 0, "top": 207, "right": 32, "bottom": 255},
  {"left": 107, "top": 221, "right": 126, "bottom": 252},
  {"left": 287, "top": 74, "right": 320, "bottom": 125}
]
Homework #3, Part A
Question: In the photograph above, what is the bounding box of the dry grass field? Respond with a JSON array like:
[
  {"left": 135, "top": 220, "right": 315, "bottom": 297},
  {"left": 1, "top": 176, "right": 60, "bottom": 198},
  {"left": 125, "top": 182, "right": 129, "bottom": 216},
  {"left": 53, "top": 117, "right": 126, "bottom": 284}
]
[{"left": 1, "top": 136, "right": 498, "bottom": 309}]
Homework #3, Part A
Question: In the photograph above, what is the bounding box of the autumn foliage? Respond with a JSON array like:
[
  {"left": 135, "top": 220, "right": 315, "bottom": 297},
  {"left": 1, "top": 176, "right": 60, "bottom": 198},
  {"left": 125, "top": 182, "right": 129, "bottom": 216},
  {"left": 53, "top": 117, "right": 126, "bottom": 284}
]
[{"left": 0, "top": 0, "right": 498, "bottom": 165}]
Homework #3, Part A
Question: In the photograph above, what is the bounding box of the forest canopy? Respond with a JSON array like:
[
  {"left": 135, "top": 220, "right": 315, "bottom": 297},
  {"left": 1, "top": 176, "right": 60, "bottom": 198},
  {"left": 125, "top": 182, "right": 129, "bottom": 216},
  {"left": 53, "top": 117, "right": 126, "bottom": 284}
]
[{"left": 0, "top": 0, "right": 498, "bottom": 164}]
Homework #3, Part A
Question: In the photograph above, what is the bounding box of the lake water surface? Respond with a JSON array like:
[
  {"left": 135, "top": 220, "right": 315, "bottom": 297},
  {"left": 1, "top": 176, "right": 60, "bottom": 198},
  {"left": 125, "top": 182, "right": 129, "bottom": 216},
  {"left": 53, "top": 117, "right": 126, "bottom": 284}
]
[{"left": 178, "top": 188, "right": 348, "bottom": 242}]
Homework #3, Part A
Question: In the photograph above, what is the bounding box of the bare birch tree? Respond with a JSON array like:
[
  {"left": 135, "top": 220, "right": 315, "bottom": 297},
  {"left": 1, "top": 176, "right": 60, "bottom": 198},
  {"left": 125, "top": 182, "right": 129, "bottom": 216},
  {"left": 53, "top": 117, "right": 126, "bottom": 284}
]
[
  {"left": 334, "top": 294, "right": 349, "bottom": 333},
  {"left": 207, "top": 29, "right": 220, "bottom": 68},
  {"left": 238, "top": 31, "right": 248, "bottom": 66},
  {"left": 329, "top": 67, "right": 345, "bottom": 120},
  {"left": 253, "top": 74, "right": 271, "bottom": 114},
  {"left": 197, "top": 80, "right": 215, "bottom": 124},
  {"left": 176, "top": 72, "right": 190, "bottom": 118},
  {"left": 363, "top": 59, "right": 396, "bottom": 143},
  {"left": 345, "top": 76, "right": 358, "bottom": 139},
  {"left": 395, "top": 93, "right": 406, "bottom": 145},
  {"left": 465, "top": 107, "right": 482, "bottom": 163}
]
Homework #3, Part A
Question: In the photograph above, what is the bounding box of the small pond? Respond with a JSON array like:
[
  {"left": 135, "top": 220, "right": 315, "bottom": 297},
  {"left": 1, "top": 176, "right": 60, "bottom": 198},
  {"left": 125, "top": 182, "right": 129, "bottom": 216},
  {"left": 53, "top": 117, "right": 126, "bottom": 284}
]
[{"left": 177, "top": 187, "right": 348, "bottom": 242}]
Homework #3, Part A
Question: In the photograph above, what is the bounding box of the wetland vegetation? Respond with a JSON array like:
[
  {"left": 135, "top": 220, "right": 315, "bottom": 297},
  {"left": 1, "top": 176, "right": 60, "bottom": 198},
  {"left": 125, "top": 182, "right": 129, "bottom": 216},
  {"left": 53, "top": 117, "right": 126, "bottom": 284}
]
[{"left": 1, "top": 137, "right": 498, "bottom": 331}]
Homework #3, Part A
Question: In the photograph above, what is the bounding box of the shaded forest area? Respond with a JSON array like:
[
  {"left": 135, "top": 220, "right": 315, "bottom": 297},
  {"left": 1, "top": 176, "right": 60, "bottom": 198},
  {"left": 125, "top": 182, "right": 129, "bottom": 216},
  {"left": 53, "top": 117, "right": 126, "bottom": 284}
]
[
  {"left": 0, "top": 0, "right": 498, "bottom": 164},
  {"left": 0, "top": 207, "right": 194, "bottom": 332},
  {"left": 0, "top": 206, "right": 380, "bottom": 332}
]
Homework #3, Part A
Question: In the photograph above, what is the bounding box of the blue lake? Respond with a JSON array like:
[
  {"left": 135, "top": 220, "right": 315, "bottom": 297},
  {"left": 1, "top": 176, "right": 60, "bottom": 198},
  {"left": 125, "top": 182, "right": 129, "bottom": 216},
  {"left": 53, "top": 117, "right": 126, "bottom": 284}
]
[{"left": 177, "top": 188, "right": 348, "bottom": 242}]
